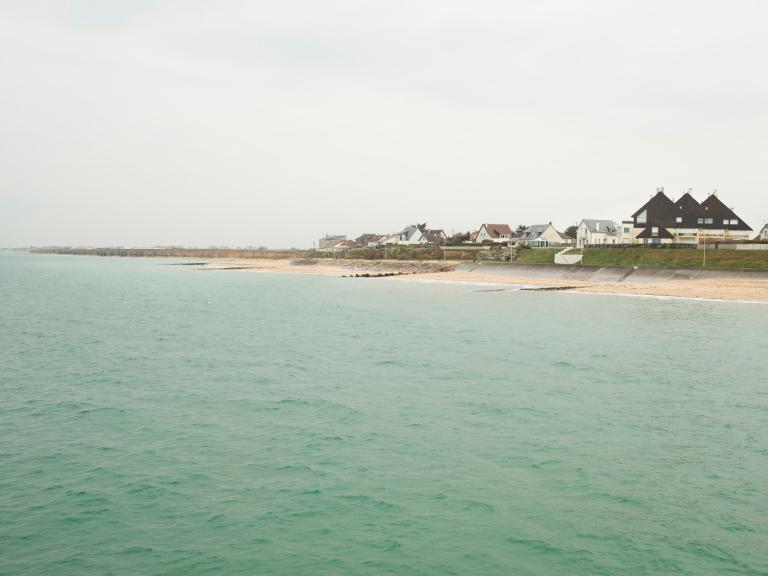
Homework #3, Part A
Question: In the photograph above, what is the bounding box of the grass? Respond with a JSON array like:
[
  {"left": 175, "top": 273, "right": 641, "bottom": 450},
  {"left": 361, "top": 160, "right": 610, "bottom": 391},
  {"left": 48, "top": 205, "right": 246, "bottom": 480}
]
[
  {"left": 581, "top": 248, "right": 768, "bottom": 270},
  {"left": 513, "top": 248, "right": 560, "bottom": 264}
]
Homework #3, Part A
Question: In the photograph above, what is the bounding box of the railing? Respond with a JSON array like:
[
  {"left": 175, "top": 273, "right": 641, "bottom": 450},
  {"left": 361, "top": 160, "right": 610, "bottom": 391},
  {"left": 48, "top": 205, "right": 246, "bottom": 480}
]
[{"left": 735, "top": 244, "right": 768, "bottom": 250}]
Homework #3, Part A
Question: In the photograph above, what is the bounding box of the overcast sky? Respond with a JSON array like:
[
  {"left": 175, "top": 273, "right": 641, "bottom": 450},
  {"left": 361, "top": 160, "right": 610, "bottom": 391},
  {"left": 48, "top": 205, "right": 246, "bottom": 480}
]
[{"left": 1, "top": 0, "right": 766, "bottom": 248}]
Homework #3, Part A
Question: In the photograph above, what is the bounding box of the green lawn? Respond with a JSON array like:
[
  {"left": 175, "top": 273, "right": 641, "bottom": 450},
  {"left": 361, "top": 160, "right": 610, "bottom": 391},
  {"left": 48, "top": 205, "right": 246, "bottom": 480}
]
[
  {"left": 513, "top": 248, "right": 560, "bottom": 264},
  {"left": 581, "top": 248, "right": 768, "bottom": 270}
]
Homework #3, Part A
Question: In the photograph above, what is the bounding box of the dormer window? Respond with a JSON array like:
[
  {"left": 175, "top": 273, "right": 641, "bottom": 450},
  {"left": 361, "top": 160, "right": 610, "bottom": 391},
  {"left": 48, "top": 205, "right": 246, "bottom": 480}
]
[{"left": 652, "top": 227, "right": 659, "bottom": 234}]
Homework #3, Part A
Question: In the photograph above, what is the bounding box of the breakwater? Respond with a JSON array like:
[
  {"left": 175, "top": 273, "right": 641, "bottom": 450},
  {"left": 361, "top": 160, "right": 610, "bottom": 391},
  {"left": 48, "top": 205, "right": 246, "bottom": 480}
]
[{"left": 31, "top": 247, "right": 304, "bottom": 259}]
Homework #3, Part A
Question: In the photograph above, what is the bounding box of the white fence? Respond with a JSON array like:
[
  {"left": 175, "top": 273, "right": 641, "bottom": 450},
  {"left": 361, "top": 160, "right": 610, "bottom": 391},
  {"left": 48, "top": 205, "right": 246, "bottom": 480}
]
[{"left": 735, "top": 244, "right": 768, "bottom": 250}]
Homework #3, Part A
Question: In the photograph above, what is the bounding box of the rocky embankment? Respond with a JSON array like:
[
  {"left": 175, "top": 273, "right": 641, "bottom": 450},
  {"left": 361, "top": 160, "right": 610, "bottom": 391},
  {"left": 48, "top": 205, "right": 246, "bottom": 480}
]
[{"left": 291, "top": 259, "right": 456, "bottom": 274}]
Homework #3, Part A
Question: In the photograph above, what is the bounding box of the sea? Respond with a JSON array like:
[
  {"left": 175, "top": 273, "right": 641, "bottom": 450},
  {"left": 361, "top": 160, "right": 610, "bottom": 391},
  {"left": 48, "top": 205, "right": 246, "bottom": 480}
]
[{"left": 1, "top": 252, "right": 767, "bottom": 575}]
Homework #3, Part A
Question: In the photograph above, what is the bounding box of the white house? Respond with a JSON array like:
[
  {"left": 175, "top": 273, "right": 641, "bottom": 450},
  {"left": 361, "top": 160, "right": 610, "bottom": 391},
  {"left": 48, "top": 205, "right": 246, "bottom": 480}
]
[
  {"left": 576, "top": 220, "right": 618, "bottom": 248},
  {"left": 475, "top": 223, "right": 513, "bottom": 244},
  {"left": 755, "top": 223, "right": 768, "bottom": 241},
  {"left": 521, "top": 223, "right": 572, "bottom": 247},
  {"left": 318, "top": 235, "right": 346, "bottom": 250},
  {"left": 380, "top": 225, "right": 428, "bottom": 245}
]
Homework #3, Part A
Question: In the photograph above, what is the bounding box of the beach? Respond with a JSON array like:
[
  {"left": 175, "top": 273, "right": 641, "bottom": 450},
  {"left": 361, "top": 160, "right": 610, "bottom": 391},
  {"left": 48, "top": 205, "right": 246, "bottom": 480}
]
[{"left": 197, "top": 258, "right": 768, "bottom": 302}]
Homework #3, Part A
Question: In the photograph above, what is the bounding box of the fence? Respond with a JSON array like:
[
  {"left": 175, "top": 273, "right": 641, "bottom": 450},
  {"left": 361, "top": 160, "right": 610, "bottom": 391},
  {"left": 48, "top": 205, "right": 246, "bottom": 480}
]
[{"left": 735, "top": 244, "right": 768, "bottom": 250}]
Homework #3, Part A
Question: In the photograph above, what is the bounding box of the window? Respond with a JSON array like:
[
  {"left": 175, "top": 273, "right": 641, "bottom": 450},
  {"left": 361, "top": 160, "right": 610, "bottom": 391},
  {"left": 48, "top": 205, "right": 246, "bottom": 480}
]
[
  {"left": 705, "top": 218, "right": 713, "bottom": 224},
  {"left": 637, "top": 210, "right": 647, "bottom": 224},
  {"left": 652, "top": 227, "right": 659, "bottom": 234},
  {"left": 723, "top": 219, "right": 729, "bottom": 225},
  {"left": 676, "top": 217, "right": 683, "bottom": 223},
  {"left": 730, "top": 219, "right": 738, "bottom": 225},
  {"left": 624, "top": 227, "right": 630, "bottom": 233},
  {"left": 697, "top": 218, "right": 704, "bottom": 224}
]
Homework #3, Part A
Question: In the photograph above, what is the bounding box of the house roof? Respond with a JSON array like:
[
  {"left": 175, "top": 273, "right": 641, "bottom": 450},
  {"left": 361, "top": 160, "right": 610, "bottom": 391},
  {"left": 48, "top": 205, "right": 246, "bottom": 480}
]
[
  {"left": 524, "top": 224, "right": 550, "bottom": 238},
  {"left": 423, "top": 229, "right": 447, "bottom": 243},
  {"left": 580, "top": 219, "right": 618, "bottom": 235},
  {"left": 632, "top": 189, "right": 751, "bottom": 231},
  {"left": 481, "top": 223, "right": 513, "bottom": 237},
  {"left": 636, "top": 226, "right": 675, "bottom": 239},
  {"left": 399, "top": 225, "right": 422, "bottom": 240},
  {"left": 355, "top": 233, "right": 382, "bottom": 244},
  {"left": 632, "top": 190, "right": 677, "bottom": 220},
  {"left": 700, "top": 194, "right": 752, "bottom": 231},
  {"left": 333, "top": 239, "right": 356, "bottom": 248}
]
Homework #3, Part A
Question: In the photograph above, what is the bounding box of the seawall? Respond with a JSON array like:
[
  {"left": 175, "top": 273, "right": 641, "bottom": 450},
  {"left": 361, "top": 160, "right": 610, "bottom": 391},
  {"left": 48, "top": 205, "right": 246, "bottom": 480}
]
[{"left": 456, "top": 263, "right": 768, "bottom": 284}]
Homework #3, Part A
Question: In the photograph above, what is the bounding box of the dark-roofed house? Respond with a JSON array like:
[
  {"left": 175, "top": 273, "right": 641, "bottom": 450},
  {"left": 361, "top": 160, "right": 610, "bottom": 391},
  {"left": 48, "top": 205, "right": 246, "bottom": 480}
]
[
  {"left": 355, "top": 233, "right": 384, "bottom": 247},
  {"left": 629, "top": 188, "right": 752, "bottom": 244},
  {"left": 475, "top": 223, "right": 513, "bottom": 244},
  {"left": 423, "top": 229, "right": 448, "bottom": 245}
]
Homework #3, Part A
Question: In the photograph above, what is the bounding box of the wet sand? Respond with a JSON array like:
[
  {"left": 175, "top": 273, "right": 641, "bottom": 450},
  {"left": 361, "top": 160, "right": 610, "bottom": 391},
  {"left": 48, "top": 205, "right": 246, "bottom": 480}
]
[{"left": 200, "top": 259, "right": 768, "bottom": 302}]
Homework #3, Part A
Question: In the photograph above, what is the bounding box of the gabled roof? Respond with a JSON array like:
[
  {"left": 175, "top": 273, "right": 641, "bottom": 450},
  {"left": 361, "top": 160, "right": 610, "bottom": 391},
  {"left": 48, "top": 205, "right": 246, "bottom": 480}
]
[
  {"left": 399, "top": 225, "right": 423, "bottom": 241},
  {"left": 480, "top": 223, "right": 512, "bottom": 237},
  {"left": 580, "top": 219, "right": 618, "bottom": 235},
  {"left": 423, "top": 229, "right": 447, "bottom": 243},
  {"left": 355, "top": 233, "right": 383, "bottom": 244},
  {"left": 632, "top": 190, "right": 677, "bottom": 220},
  {"left": 524, "top": 224, "right": 550, "bottom": 238},
  {"left": 700, "top": 194, "right": 752, "bottom": 231},
  {"left": 636, "top": 226, "right": 674, "bottom": 239},
  {"left": 632, "top": 189, "right": 752, "bottom": 231}
]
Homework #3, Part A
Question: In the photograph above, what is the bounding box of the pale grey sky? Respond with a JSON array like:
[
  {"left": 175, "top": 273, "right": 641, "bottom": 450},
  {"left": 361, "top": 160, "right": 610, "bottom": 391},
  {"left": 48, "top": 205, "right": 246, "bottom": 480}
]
[{"left": 1, "top": 0, "right": 766, "bottom": 248}]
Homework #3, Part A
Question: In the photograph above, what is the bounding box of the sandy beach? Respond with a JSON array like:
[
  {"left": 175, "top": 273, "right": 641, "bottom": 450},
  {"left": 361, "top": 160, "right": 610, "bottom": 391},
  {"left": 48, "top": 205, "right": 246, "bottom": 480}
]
[{"left": 197, "top": 259, "right": 768, "bottom": 302}]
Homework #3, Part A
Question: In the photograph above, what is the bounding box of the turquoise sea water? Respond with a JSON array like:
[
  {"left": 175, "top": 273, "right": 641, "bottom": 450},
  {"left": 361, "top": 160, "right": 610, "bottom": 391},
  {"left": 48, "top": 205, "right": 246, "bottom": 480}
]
[{"left": 1, "top": 253, "right": 767, "bottom": 575}]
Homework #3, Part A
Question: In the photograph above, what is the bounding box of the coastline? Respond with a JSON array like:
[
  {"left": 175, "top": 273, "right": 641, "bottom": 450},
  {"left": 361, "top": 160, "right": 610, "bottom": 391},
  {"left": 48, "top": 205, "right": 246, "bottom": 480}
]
[{"left": 198, "top": 258, "right": 768, "bottom": 302}]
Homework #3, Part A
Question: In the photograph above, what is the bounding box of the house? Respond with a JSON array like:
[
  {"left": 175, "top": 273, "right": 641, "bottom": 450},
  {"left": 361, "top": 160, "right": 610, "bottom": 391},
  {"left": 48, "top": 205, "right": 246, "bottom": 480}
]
[
  {"left": 318, "top": 235, "right": 346, "bottom": 250},
  {"left": 618, "top": 220, "right": 635, "bottom": 244},
  {"left": 629, "top": 188, "right": 752, "bottom": 245},
  {"left": 755, "top": 223, "right": 768, "bottom": 241},
  {"left": 475, "top": 223, "right": 513, "bottom": 244},
  {"left": 380, "top": 225, "right": 428, "bottom": 245},
  {"left": 521, "top": 223, "right": 572, "bottom": 247},
  {"left": 333, "top": 239, "right": 355, "bottom": 250},
  {"left": 576, "top": 220, "right": 618, "bottom": 247},
  {"left": 355, "top": 233, "right": 384, "bottom": 247},
  {"left": 423, "top": 229, "right": 448, "bottom": 244}
]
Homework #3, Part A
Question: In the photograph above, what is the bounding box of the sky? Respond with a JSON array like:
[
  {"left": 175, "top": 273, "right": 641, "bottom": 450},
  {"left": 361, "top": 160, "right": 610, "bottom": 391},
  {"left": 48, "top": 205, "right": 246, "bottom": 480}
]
[{"left": 1, "top": 0, "right": 766, "bottom": 248}]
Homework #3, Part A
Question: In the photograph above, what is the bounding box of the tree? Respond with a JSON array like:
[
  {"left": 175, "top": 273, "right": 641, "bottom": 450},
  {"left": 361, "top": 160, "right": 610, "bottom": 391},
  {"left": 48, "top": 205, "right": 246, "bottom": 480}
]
[
  {"left": 448, "top": 231, "right": 469, "bottom": 246},
  {"left": 515, "top": 224, "right": 528, "bottom": 237},
  {"left": 564, "top": 225, "right": 578, "bottom": 239},
  {"left": 416, "top": 222, "right": 427, "bottom": 232}
]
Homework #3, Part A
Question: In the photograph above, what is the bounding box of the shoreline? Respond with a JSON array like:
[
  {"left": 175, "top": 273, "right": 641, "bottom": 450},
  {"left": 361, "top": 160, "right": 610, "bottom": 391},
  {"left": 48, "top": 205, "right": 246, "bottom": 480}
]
[
  {"left": 22, "top": 253, "right": 768, "bottom": 302},
  {"left": 196, "top": 258, "right": 768, "bottom": 303}
]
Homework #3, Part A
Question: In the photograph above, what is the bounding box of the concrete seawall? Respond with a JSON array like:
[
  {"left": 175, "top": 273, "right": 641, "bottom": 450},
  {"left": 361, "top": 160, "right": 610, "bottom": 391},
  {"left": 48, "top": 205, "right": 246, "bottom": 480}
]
[{"left": 456, "top": 263, "right": 768, "bottom": 284}]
